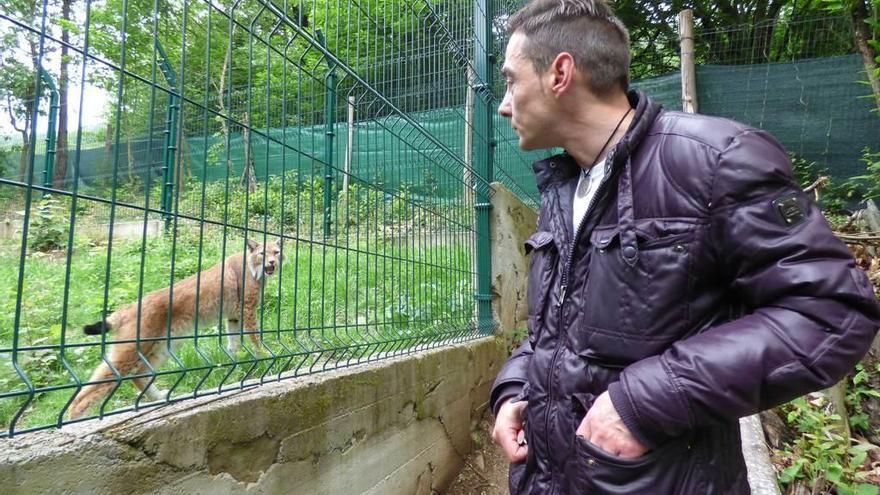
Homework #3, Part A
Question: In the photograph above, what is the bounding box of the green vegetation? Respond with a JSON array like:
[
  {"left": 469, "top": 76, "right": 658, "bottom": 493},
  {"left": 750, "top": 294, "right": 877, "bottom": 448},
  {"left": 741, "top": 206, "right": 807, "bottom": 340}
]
[{"left": 775, "top": 362, "right": 880, "bottom": 495}]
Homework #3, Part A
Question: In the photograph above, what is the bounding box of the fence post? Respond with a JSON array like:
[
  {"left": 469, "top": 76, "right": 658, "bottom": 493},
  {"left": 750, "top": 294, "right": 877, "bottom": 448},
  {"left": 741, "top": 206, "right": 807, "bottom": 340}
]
[
  {"left": 344, "top": 95, "right": 354, "bottom": 195},
  {"left": 318, "top": 30, "right": 337, "bottom": 238},
  {"left": 155, "top": 40, "right": 179, "bottom": 228},
  {"left": 464, "top": 66, "right": 475, "bottom": 203},
  {"left": 38, "top": 65, "right": 58, "bottom": 192},
  {"left": 679, "top": 9, "right": 698, "bottom": 114},
  {"left": 473, "top": 0, "right": 495, "bottom": 335}
]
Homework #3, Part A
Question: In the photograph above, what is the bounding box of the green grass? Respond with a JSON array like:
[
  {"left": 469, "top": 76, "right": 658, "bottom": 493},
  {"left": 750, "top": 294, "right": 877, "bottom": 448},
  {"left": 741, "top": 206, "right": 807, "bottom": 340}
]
[{"left": 0, "top": 226, "right": 475, "bottom": 434}]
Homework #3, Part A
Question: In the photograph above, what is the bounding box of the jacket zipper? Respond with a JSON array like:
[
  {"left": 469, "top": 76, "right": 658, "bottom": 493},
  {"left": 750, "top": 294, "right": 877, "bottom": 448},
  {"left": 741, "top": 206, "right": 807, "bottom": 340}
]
[
  {"left": 559, "top": 150, "right": 615, "bottom": 307},
  {"left": 543, "top": 150, "right": 616, "bottom": 484}
]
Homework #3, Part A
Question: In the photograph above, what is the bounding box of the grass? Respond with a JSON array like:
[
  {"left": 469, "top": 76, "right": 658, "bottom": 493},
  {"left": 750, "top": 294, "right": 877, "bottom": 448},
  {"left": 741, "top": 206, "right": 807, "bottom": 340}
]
[{"left": 0, "top": 224, "right": 476, "bottom": 434}]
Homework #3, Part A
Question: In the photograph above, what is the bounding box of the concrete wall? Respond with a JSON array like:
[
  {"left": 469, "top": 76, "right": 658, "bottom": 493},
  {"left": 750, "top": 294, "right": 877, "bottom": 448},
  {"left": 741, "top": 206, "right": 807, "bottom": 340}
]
[
  {"left": 0, "top": 218, "right": 163, "bottom": 242},
  {"left": 489, "top": 182, "right": 538, "bottom": 338},
  {"left": 0, "top": 339, "right": 508, "bottom": 495}
]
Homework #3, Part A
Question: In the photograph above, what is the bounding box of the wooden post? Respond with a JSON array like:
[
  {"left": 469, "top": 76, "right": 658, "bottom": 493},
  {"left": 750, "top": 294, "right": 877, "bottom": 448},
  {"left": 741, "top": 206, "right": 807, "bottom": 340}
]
[
  {"left": 463, "top": 66, "right": 475, "bottom": 202},
  {"left": 679, "top": 9, "right": 698, "bottom": 114},
  {"left": 464, "top": 65, "right": 478, "bottom": 326},
  {"left": 343, "top": 95, "right": 355, "bottom": 194}
]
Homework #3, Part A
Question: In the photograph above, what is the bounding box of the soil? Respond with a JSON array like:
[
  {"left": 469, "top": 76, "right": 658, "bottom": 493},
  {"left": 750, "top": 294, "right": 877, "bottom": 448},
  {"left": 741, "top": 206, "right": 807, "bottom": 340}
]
[{"left": 444, "top": 409, "right": 511, "bottom": 495}]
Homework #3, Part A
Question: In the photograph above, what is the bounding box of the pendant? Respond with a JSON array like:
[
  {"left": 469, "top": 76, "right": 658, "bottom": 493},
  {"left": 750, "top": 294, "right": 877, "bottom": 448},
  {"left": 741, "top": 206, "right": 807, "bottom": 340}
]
[{"left": 576, "top": 176, "right": 590, "bottom": 199}]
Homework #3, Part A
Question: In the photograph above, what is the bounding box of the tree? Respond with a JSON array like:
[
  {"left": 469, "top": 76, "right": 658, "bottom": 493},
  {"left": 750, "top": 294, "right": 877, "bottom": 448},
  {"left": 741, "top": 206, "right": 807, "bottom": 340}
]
[
  {"left": 823, "top": 0, "right": 880, "bottom": 110},
  {"left": 0, "top": 0, "right": 43, "bottom": 179},
  {"left": 53, "top": 0, "right": 74, "bottom": 188},
  {"left": 613, "top": 0, "right": 828, "bottom": 76}
]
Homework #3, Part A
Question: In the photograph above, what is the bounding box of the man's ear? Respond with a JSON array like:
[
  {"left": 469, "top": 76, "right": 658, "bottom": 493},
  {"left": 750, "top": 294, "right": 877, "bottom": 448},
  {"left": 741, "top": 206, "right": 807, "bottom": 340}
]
[
  {"left": 246, "top": 239, "right": 258, "bottom": 252},
  {"left": 549, "top": 52, "right": 576, "bottom": 96}
]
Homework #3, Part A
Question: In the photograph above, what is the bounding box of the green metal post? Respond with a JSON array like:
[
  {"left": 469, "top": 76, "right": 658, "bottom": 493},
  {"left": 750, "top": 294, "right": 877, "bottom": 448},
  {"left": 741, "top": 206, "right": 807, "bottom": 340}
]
[
  {"left": 155, "top": 39, "right": 180, "bottom": 228},
  {"left": 318, "top": 29, "right": 337, "bottom": 238},
  {"left": 474, "top": 0, "right": 495, "bottom": 335},
  {"left": 38, "top": 65, "right": 58, "bottom": 191}
]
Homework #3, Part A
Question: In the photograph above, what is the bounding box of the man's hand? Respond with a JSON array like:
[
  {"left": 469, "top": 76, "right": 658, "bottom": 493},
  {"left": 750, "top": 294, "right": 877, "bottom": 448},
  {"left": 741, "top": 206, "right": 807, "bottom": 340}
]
[
  {"left": 577, "top": 391, "right": 648, "bottom": 459},
  {"left": 492, "top": 398, "right": 529, "bottom": 463}
]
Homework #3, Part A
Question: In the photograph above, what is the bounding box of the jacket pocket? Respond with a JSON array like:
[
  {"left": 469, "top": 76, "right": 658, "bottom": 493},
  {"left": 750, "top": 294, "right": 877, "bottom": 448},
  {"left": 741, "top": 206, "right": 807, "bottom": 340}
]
[
  {"left": 508, "top": 460, "right": 528, "bottom": 495},
  {"left": 574, "top": 220, "right": 699, "bottom": 364},
  {"left": 525, "top": 231, "right": 558, "bottom": 321},
  {"left": 567, "top": 433, "right": 699, "bottom": 495}
]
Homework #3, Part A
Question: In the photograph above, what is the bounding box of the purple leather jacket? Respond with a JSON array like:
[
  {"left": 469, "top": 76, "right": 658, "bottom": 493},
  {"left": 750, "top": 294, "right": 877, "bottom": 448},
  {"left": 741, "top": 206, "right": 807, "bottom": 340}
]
[{"left": 490, "top": 90, "right": 880, "bottom": 494}]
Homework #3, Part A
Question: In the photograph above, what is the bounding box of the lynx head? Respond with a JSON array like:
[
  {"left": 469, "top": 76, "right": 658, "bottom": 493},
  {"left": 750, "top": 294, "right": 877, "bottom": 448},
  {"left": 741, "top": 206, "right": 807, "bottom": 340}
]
[{"left": 246, "top": 238, "right": 286, "bottom": 280}]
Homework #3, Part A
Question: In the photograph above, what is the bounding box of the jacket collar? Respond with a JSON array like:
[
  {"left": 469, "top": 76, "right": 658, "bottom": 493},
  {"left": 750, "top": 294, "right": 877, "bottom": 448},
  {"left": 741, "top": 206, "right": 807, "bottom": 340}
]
[{"left": 531, "top": 89, "right": 663, "bottom": 192}]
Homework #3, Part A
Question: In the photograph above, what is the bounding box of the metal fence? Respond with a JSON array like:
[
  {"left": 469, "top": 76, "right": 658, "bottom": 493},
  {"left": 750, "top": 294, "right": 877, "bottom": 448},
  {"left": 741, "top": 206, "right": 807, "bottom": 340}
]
[
  {"left": 492, "top": 12, "right": 880, "bottom": 208},
  {"left": 0, "top": 0, "right": 519, "bottom": 436}
]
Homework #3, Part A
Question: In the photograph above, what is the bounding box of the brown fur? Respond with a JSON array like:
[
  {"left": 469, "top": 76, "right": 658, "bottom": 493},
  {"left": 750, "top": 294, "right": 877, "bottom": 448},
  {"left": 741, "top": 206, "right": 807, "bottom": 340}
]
[{"left": 68, "top": 239, "right": 285, "bottom": 419}]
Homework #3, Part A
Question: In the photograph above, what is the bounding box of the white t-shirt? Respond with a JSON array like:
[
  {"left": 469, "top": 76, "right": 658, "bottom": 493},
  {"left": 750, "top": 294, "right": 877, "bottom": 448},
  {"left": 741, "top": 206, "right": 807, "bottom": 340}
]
[{"left": 573, "top": 159, "right": 605, "bottom": 233}]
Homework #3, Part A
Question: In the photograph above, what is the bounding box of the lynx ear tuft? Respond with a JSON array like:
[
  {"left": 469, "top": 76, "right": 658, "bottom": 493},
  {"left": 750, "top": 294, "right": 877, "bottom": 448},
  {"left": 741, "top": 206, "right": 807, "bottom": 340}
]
[{"left": 246, "top": 239, "right": 259, "bottom": 252}]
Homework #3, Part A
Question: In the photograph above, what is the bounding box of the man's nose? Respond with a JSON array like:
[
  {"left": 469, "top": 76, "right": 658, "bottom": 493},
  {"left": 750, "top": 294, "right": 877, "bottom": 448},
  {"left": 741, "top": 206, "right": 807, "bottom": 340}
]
[{"left": 498, "top": 94, "right": 511, "bottom": 117}]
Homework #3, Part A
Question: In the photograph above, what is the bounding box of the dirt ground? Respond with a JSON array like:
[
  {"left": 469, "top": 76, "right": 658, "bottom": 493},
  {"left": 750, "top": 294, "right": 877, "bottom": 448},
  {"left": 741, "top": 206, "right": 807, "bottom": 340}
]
[{"left": 443, "top": 409, "right": 511, "bottom": 495}]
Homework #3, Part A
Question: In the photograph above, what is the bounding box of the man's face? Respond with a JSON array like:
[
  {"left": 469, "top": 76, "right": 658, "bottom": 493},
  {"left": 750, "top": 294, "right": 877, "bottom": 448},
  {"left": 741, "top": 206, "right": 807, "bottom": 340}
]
[{"left": 498, "top": 32, "right": 555, "bottom": 150}]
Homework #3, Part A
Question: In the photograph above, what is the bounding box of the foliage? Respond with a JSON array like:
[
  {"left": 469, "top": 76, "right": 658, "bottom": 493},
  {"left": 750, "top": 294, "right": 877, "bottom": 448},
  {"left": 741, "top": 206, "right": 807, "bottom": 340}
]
[
  {"left": 846, "top": 362, "right": 880, "bottom": 433},
  {"left": 776, "top": 363, "right": 880, "bottom": 495},
  {"left": 141, "top": 169, "right": 459, "bottom": 238},
  {"left": 16, "top": 194, "right": 69, "bottom": 252},
  {"left": 0, "top": 139, "right": 17, "bottom": 178},
  {"left": 818, "top": 0, "right": 880, "bottom": 84},
  {"left": 847, "top": 148, "right": 880, "bottom": 201},
  {"left": 614, "top": 0, "right": 856, "bottom": 78},
  {"left": 790, "top": 153, "right": 862, "bottom": 213}
]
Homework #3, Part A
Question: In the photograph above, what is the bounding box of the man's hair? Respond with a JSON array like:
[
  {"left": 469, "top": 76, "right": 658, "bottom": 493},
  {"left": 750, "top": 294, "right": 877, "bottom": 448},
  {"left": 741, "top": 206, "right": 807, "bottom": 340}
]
[{"left": 507, "top": 0, "right": 631, "bottom": 96}]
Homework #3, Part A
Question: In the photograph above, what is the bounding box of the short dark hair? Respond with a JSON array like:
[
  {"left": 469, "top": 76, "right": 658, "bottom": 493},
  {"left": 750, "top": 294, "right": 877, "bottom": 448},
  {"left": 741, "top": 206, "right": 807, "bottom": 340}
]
[{"left": 506, "top": 0, "right": 631, "bottom": 96}]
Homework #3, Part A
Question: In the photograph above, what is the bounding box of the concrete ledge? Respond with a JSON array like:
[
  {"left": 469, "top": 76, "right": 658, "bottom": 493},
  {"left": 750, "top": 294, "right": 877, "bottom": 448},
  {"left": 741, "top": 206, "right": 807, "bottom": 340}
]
[
  {"left": 741, "top": 415, "right": 782, "bottom": 495},
  {"left": 0, "top": 219, "right": 163, "bottom": 242},
  {"left": 0, "top": 337, "right": 508, "bottom": 495}
]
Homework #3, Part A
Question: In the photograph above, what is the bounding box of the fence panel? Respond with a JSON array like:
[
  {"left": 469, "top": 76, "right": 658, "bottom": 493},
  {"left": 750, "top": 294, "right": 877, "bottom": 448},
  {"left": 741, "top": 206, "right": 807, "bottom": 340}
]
[{"left": 0, "top": 0, "right": 511, "bottom": 436}]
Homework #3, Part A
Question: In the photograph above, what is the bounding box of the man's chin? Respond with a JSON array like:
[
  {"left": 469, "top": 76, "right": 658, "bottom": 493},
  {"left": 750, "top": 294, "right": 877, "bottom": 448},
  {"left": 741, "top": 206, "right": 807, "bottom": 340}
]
[{"left": 518, "top": 137, "right": 538, "bottom": 151}]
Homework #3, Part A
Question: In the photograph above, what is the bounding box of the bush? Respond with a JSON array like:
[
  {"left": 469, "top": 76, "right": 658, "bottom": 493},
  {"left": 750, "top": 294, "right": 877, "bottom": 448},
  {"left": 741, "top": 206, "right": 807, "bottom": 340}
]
[
  {"left": 17, "top": 194, "right": 69, "bottom": 252},
  {"left": 789, "top": 153, "right": 861, "bottom": 214},
  {"left": 849, "top": 148, "right": 880, "bottom": 203}
]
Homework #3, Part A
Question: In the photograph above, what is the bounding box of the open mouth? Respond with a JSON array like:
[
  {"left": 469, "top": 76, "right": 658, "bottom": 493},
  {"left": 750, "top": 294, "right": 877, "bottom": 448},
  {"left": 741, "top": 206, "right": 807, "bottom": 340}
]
[{"left": 265, "top": 265, "right": 275, "bottom": 275}]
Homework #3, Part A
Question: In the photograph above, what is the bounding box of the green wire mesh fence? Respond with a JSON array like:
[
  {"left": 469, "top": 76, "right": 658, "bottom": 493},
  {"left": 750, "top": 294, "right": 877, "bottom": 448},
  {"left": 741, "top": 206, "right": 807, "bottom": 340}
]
[
  {"left": 633, "top": 14, "right": 879, "bottom": 186},
  {"left": 493, "top": 11, "right": 880, "bottom": 208},
  {"left": 0, "top": 0, "right": 515, "bottom": 436}
]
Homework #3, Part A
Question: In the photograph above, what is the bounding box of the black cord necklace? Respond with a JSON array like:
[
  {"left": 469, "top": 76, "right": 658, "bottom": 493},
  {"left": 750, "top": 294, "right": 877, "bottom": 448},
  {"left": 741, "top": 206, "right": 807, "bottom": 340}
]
[
  {"left": 584, "top": 106, "right": 632, "bottom": 175},
  {"left": 577, "top": 107, "right": 632, "bottom": 198}
]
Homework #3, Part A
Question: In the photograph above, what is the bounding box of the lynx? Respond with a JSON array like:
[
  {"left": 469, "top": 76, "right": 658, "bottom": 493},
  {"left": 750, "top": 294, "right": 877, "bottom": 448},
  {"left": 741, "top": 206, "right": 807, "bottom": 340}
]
[{"left": 68, "top": 238, "right": 285, "bottom": 419}]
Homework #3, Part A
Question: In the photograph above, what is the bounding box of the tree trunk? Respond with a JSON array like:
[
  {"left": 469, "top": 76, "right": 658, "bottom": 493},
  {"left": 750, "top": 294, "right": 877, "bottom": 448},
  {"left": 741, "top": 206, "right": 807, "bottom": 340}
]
[
  {"left": 18, "top": 132, "right": 29, "bottom": 179},
  {"left": 240, "top": 112, "right": 256, "bottom": 193},
  {"left": 851, "top": 0, "right": 880, "bottom": 112},
  {"left": 213, "top": 30, "right": 236, "bottom": 176},
  {"left": 53, "top": 0, "right": 72, "bottom": 189},
  {"left": 13, "top": 101, "right": 34, "bottom": 178}
]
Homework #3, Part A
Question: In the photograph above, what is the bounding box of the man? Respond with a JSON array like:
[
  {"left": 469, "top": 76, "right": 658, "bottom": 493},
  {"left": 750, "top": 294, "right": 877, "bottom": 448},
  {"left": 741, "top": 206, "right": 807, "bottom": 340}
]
[{"left": 490, "top": 1, "right": 880, "bottom": 493}]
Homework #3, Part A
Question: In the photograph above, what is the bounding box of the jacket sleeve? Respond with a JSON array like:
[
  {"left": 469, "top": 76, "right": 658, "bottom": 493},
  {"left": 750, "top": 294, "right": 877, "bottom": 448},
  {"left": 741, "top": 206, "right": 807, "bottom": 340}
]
[
  {"left": 608, "top": 129, "right": 880, "bottom": 448},
  {"left": 490, "top": 339, "right": 533, "bottom": 415}
]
